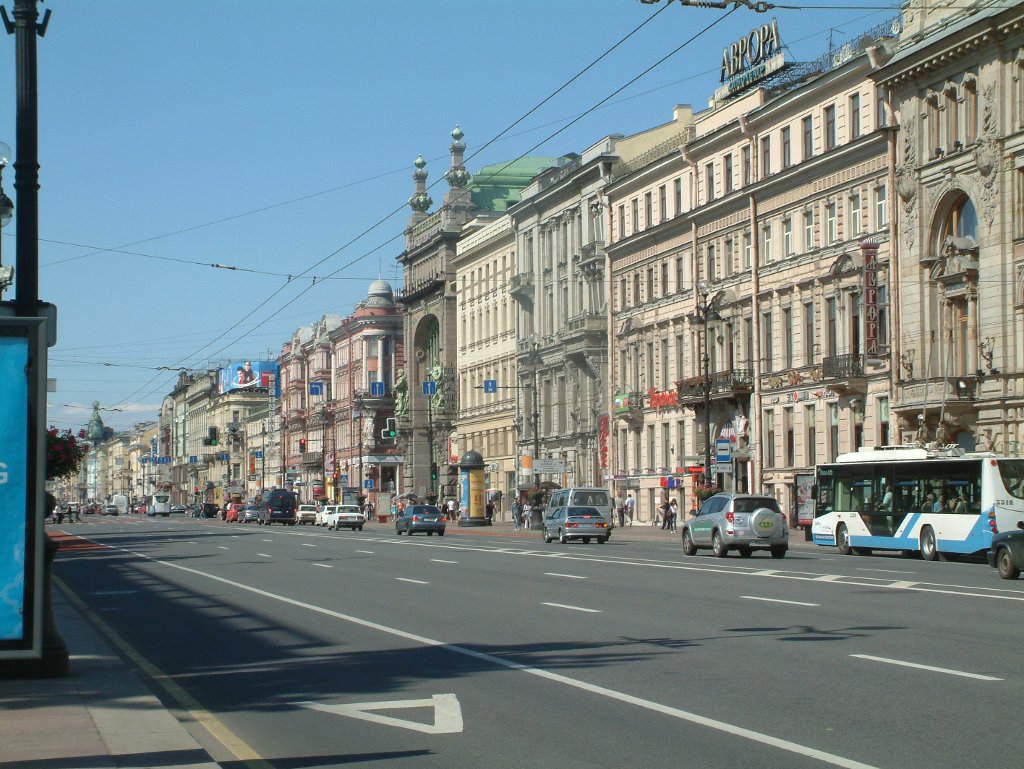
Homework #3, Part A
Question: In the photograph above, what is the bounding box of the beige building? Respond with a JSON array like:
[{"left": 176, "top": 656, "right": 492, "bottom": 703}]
[
  {"left": 605, "top": 19, "right": 899, "bottom": 523},
  {"left": 874, "top": 0, "right": 1024, "bottom": 455}
]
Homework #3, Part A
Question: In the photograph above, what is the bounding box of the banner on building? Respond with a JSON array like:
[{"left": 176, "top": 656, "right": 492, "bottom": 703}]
[{"left": 217, "top": 361, "right": 281, "bottom": 396}]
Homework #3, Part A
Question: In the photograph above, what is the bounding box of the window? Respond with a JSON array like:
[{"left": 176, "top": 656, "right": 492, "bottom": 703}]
[
  {"left": 805, "top": 404, "right": 817, "bottom": 467},
  {"left": 878, "top": 283, "right": 889, "bottom": 352},
  {"left": 618, "top": 204, "right": 626, "bottom": 239},
  {"left": 876, "top": 87, "right": 888, "bottom": 128},
  {"left": 761, "top": 310, "right": 774, "bottom": 370},
  {"left": 705, "top": 162, "right": 715, "bottom": 202},
  {"left": 803, "top": 301, "right": 815, "bottom": 364},
  {"left": 874, "top": 184, "right": 888, "bottom": 230},
  {"left": 646, "top": 267, "right": 654, "bottom": 300},
  {"left": 760, "top": 135, "right": 771, "bottom": 177},
  {"left": 829, "top": 402, "right": 840, "bottom": 462},
  {"left": 631, "top": 199, "right": 639, "bottom": 234},
  {"left": 659, "top": 184, "right": 667, "bottom": 222},
  {"left": 964, "top": 78, "right": 978, "bottom": 144},
  {"left": 645, "top": 192, "right": 653, "bottom": 228},
  {"left": 944, "top": 84, "right": 958, "bottom": 150},
  {"left": 877, "top": 396, "right": 890, "bottom": 446},
  {"left": 760, "top": 223, "right": 773, "bottom": 265},
  {"left": 781, "top": 126, "right": 791, "bottom": 168},
  {"left": 764, "top": 409, "right": 776, "bottom": 468},
  {"left": 676, "top": 255, "right": 686, "bottom": 293},
  {"left": 783, "top": 218, "right": 793, "bottom": 257},
  {"left": 742, "top": 145, "right": 751, "bottom": 186},
  {"left": 744, "top": 317, "right": 753, "bottom": 365},
  {"left": 783, "top": 308, "right": 793, "bottom": 369},
  {"left": 926, "top": 92, "right": 940, "bottom": 157},
  {"left": 849, "top": 92, "right": 861, "bottom": 140},
  {"left": 742, "top": 231, "right": 752, "bottom": 271},
  {"left": 619, "top": 277, "right": 627, "bottom": 310},
  {"left": 706, "top": 243, "right": 717, "bottom": 281},
  {"left": 824, "top": 105, "right": 837, "bottom": 150},
  {"left": 803, "top": 209, "right": 814, "bottom": 251},
  {"left": 724, "top": 153, "right": 733, "bottom": 194},
  {"left": 826, "top": 297, "right": 837, "bottom": 356},
  {"left": 802, "top": 115, "right": 814, "bottom": 160},
  {"left": 674, "top": 178, "right": 682, "bottom": 216},
  {"left": 826, "top": 201, "right": 837, "bottom": 244},
  {"left": 724, "top": 239, "right": 734, "bottom": 277},
  {"left": 661, "top": 261, "right": 669, "bottom": 298},
  {"left": 848, "top": 193, "right": 862, "bottom": 237},
  {"left": 784, "top": 407, "right": 795, "bottom": 467}
]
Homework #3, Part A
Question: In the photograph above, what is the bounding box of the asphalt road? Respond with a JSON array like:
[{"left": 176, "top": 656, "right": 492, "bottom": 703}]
[{"left": 53, "top": 516, "right": 1024, "bottom": 769}]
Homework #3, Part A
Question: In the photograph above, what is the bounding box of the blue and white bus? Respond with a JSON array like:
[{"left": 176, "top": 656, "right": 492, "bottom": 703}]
[{"left": 811, "top": 446, "right": 1024, "bottom": 560}]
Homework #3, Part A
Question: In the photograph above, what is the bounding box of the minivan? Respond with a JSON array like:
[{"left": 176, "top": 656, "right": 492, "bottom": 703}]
[
  {"left": 545, "top": 487, "right": 613, "bottom": 528},
  {"left": 259, "top": 489, "right": 298, "bottom": 525}
]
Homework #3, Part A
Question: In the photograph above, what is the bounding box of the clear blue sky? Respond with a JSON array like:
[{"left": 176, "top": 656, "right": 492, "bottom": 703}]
[{"left": 0, "top": 0, "right": 902, "bottom": 433}]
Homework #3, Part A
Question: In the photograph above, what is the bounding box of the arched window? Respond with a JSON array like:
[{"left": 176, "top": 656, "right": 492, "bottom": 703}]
[{"left": 941, "top": 194, "right": 978, "bottom": 242}]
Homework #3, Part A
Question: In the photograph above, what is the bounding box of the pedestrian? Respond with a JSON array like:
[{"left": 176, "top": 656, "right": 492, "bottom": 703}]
[
  {"left": 523, "top": 500, "right": 533, "bottom": 530},
  {"left": 617, "top": 497, "right": 626, "bottom": 529},
  {"left": 512, "top": 499, "right": 523, "bottom": 531},
  {"left": 445, "top": 497, "right": 456, "bottom": 521},
  {"left": 669, "top": 498, "right": 679, "bottom": 532},
  {"left": 624, "top": 493, "right": 635, "bottom": 526},
  {"left": 485, "top": 499, "right": 494, "bottom": 523},
  {"left": 660, "top": 498, "right": 671, "bottom": 529}
]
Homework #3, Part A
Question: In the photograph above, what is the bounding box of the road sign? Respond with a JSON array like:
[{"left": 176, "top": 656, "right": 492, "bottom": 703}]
[
  {"left": 422, "top": 380, "right": 437, "bottom": 396},
  {"left": 370, "top": 381, "right": 385, "bottom": 397},
  {"left": 364, "top": 479, "right": 375, "bottom": 490},
  {"left": 483, "top": 379, "right": 497, "bottom": 393},
  {"left": 253, "top": 450, "right": 263, "bottom": 459},
  {"left": 533, "top": 458, "right": 565, "bottom": 473},
  {"left": 248, "top": 474, "right": 258, "bottom": 481},
  {"left": 189, "top": 455, "right": 198, "bottom": 464},
  {"left": 713, "top": 462, "right": 733, "bottom": 475},
  {"left": 309, "top": 381, "right": 324, "bottom": 396},
  {"left": 339, "top": 474, "right": 348, "bottom": 486},
  {"left": 715, "top": 439, "right": 732, "bottom": 463}
]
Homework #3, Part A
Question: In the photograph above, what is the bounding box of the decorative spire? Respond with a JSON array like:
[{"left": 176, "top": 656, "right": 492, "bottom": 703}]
[
  {"left": 445, "top": 124, "right": 471, "bottom": 189},
  {"left": 408, "top": 154, "right": 433, "bottom": 213},
  {"left": 86, "top": 400, "right": 106, "bottom": 443}
]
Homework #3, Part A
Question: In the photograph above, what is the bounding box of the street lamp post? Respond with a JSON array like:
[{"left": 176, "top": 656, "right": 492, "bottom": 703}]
[
  {"left": 691, "top": 279, "right": 721, "bottom": 484},
  {"left": 353, "top": 395, "right": 364, "bottom": 496}
]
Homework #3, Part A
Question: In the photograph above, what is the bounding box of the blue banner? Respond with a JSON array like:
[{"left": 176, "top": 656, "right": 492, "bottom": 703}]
[{"left": 0, "top": 336, "right": 28, "bottom": 641}]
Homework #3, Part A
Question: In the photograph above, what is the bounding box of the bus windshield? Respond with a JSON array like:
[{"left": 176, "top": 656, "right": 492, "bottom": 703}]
[{"left": 998, "top": 459, "right": 1024, "bottom": 500}]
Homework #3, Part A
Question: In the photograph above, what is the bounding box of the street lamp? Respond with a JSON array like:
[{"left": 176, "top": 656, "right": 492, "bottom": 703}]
[
  {"left": 690, "top": 279, "right": 721, "bottom": 483},
  {"left": 0, "top": 141, "right": 13, "bottom": 297}
]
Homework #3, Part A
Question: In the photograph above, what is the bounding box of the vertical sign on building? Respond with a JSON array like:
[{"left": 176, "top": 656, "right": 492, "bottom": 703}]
[{"left": 861, "top": 239, "right": 880, "bottom": 360}]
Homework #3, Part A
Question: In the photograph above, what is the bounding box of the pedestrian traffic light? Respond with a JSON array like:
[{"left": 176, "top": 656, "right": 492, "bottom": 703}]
[
  {"left": 208, "top": 427, "right": 218, "bottom": 446},
  {"left": 430, "top": 462, "right": 439, "bottom": 483},
  {"left": 299, "top": 438, "right": 307, "bottom": 453}
]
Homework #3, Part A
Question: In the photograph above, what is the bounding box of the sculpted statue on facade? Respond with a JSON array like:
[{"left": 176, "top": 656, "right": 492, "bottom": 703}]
[{"left": 394, "top": 368, "right": 409, "bottom": 418}]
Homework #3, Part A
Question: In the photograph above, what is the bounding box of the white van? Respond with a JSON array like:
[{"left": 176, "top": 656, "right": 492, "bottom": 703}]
[
  {"left": 110, "top": 494, "right": 129, "bottom": 516},
  {"left": 148, "top": 493, "right": 172, "bottom": 517},
  {"left": 546, "top": 487, "right": 614, "bottom": 528}
]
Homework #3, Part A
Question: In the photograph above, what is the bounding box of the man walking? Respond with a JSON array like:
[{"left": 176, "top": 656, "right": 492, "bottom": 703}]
[{"left": 624, "top": 493, "right": 635, "bottom": 526}]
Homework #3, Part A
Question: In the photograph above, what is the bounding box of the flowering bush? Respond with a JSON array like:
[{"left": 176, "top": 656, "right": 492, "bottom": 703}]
[
  {"left": 46, "top": 427, "right": 89, "bottom": 480},
  {"left": 693, "top": 482, "right": 720, "bottom": 501}
]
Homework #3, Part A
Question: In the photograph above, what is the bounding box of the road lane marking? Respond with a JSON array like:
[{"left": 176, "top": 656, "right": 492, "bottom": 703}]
[
  {"left": 430, "top": 559, "right": 458, "bottom": 564},
  {"left": 850, "top": 654, "right": 1003, "bottom": 681},
  {"left": 355, "top": 550, "right": 375, "bottom": 554},
  {"left": 296, "top": 694, "right": 463, "bottom": 734},
  {"left": 217, "top": 546, "right": 229, "bottom": 550},
  {"left": 262, "top": 539, "right": 273, "bottom": 542},
  {"left": 65, "top": 540, "right": 888, "bottom": 769},
  {"left": 257, "top": 553, "right": 271, "bottom": 558},
  {"left": 302, "top": 543, "right": 316, "bottom": 548},
  {"left": 544, "top": 572, "right": 588, "bottom": 579},
  {"left": 542, "top": 602, "right": 601, "bottom": 613},
  {"left": 313, "top": 563, "right": 332, "bottom": 569},
  {"left": 396, "top": 577, "right": 429, "bottom": 584},
  {"left": 857, "top": 568, "right": 916, "bottom": 575},
  {"left": 742, "top": 596, "right": 820, "bottom": 607}
]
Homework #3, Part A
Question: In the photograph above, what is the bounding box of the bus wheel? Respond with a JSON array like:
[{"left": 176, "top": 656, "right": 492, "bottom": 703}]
[
  {"left": 835, "top": 524, "right": 852, "bottom": 555},
  {"left": 920, "top": 527, "right": 939, "bottom": 561}
]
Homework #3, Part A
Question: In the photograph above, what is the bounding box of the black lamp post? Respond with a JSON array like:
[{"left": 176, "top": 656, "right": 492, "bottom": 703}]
[{"left": 691, "top": 279, "right": 721, "bottom": 483}]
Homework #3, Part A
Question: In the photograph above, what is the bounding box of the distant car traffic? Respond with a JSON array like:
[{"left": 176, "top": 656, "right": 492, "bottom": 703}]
[
  {"left": 987, "top": 521, "right": 1024, "bottom": 579},
  {"left": 240, "top": 505, "right": 263, "bottom": 524},
  {"left": 542, "top": 506, "right": 610, "bottom": 544},
  {"left": 225, "top": 503, "right": 244, "bottom": 522},
  {"left": 296, "top": 504, "right": 318, "bottom": 525},
  {"left": 681, "top": 492, "right": 788, "bottom": 558},
  {"left": 395, "top": 504, "right": 445, "bottom": 536},
  {"left": 103, "top": 504, "right": 119, "bottom": 516},
  {"left": 325, "top": 504, "right": 365, "bottom": 531},
  {"left": 259, "top": 489, "right": 298, "bottom": 525},
  {"left": 170, "top": 505, "right": 187, "bottom": 515}
]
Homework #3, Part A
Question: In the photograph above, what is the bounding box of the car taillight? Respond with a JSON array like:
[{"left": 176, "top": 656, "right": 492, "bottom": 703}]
[
  {"left": 412, "top": 516, "right": 420, "bottom": 522},
  {"left": 567, "top": 522, "right": 578, "bottom": 528},
  {"left": 725, "top": 511, "right": 734, "bottom": 523}
]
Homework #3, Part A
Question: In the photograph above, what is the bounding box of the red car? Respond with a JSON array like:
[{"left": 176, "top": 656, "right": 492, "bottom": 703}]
[{"left": 224, "top": 503, "right": 244, "bottom": 522}]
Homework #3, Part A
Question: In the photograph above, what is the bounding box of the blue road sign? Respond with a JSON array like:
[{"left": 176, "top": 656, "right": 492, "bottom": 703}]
[
  {"left": 370, "top": 381, "right": 385, "bottom": 397},
  {"left": 339, "top": 474, "right": 348, "bottom": 486},
  {"left": 483, "top": 379, "right": 497, "bottom": 393},
  {"left": 253, "top": 450, "right": 263, "bottom": 459},
  {"left": 309, "top": 381, "right": 324, "bottom": 396},
  {"left": 364, "top": 478, "right": 375, "bottom": 489},
  {"left": 189, "top": 455, "right": 198, "bottom": 464},
  {"left": 422, "top": 380, "right": 437, "bottom": 396},
  {"left": 715, "top": 439, "right": 732, "bottom": 464}
]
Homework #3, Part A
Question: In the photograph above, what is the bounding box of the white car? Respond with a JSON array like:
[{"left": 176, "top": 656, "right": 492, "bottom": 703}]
[
  {"left": 297, "top": 504, "right": 318, "bottom": 525},
  {"left": 324, "top": 504, "right": 365, "bottom": 531},
  {"left": 315, "top": 507, "right": 332, "bottom": 527}
]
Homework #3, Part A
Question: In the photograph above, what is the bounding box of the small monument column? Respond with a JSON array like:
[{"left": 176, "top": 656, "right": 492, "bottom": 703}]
[{"left": 458, "top": 450, "right": 486, "bottom": 526}]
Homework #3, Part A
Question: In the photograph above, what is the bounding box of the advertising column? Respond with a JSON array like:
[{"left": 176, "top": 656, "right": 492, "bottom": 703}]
[{"left": 458, "top": 450, "right": 486, "bottom": 526}]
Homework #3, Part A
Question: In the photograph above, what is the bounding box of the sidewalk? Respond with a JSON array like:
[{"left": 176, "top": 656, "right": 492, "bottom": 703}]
[{"left": 0, "top": 586, "right": 220, "bottom": 769}]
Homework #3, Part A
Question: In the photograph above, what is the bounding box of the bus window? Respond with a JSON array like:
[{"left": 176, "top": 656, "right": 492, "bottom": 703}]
[{"left": 999, "top": 459, "right": 1024, "bottom": 499}]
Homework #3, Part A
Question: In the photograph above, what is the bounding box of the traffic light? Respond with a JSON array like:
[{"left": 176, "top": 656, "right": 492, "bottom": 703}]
[
  {"left": 299, "top": 438, "right": 307, "bottom": 453},
  {"left": 430, "top": 462, "right": 439, "bottom": 483},
  {"left": 208, "top": 427, "right": 218, "bottom": 446},
  {"left": 381, "top": 417, "right": 397, "bottom": 442}
]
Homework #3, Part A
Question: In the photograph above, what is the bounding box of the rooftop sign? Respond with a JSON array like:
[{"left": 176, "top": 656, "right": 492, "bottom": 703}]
[{"left": 715, "top": 18, "right": 785, "bottom": 101}]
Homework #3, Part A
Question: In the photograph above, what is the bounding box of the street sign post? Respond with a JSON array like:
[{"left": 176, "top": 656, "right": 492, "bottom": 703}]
[
  {"left": 422, "top": 380, "right": 437, "bottom": 396},
  {"left": 715, "top": 439, "right": 732, "bottom": 464}
]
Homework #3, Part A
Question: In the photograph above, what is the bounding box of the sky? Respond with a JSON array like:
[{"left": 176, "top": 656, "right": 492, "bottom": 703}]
[{"left": 0, "top": 0, "right": 906, "bottom": 434}]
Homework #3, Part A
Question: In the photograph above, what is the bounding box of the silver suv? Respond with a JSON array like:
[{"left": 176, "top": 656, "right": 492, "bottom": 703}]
[{"left": 681, "top": 492, "right": 788, "bottom": 558}]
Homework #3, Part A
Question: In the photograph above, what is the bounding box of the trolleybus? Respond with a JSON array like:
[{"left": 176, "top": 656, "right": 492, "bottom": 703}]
[{"left": 811, "top": 446, "right": 1024, "bottom": 560}]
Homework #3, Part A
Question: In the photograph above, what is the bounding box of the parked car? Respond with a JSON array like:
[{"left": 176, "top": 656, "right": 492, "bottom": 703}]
[
  {"left": 542, "top": 506, "right": 610, "bottom": 544},
  {"left": 170, "top": 505, "right": 187, "bottom": 515},
  {"left": 325, "top": 504, "right": 365, "bottom": 531},
  {"left": 259, "top": 489, "right": 298, "bottom": 525},
  {"left": 395, "top": 504, "right": 445, "bottom": 536},
  {"left": 296, "top": 504, "right": 318, "bottom": 525},
  {"left": 240, "top": 505, "right": 263, "bottom": 524},
  {"left": 987, "top": 521, "right": 1024, "bottom": 579},
  {"left": 681, "top": 492, "right": 788, "bottom": 558}
]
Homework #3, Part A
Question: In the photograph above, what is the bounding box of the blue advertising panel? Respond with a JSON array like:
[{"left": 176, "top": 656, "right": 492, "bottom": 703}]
[
  {"left": 217, "top": 360, "right": 280, "bottom": 396},
  {"left": 0, "top": 335, "right": 28, "bottom": 642}
]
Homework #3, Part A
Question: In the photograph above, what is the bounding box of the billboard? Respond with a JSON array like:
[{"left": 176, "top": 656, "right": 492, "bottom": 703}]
[{"left": 218, "top": 360, "right": 280, "bottom": 397}]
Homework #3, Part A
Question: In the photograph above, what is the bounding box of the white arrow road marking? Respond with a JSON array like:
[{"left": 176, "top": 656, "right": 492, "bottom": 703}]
[{"left": 295, "top": 693, "right": 463, "bottom": 734}]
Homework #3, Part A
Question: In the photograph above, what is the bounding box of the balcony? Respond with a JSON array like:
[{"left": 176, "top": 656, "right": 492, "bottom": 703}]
[
  {"left": 510, "top": 272, "right": 535, "bottom": 303},
  {"left": 563, "top": 312, "right": 606, "bottom": 363},
  {"left": 821, "top": 353, "right": 866, "bottom": 394},
  {"left": 677, "top": 369, "right": 754, "bottom": 406},
  {"left": 579, "top": 241, "right": 605, "bottom": 272},
  {"left": 613, "top": 391, "right": 644, "bottom": 425},
  {"left": 300, "top": 451, "right": 323, "bottom": 469}
]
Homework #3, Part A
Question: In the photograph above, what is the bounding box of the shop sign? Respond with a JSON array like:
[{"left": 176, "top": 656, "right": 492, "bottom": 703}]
[
  {"left": 862, "top": 239, "right": 881, "bottom": 359},
  {"left": 598, "top": 415, "right": 610, "bottom": 468},
  {"left": 715, "top": 18, "right": 785, "bottom": 101},
  {"left": 646, "top": 387, "right": 679, "bottom": 411}
]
